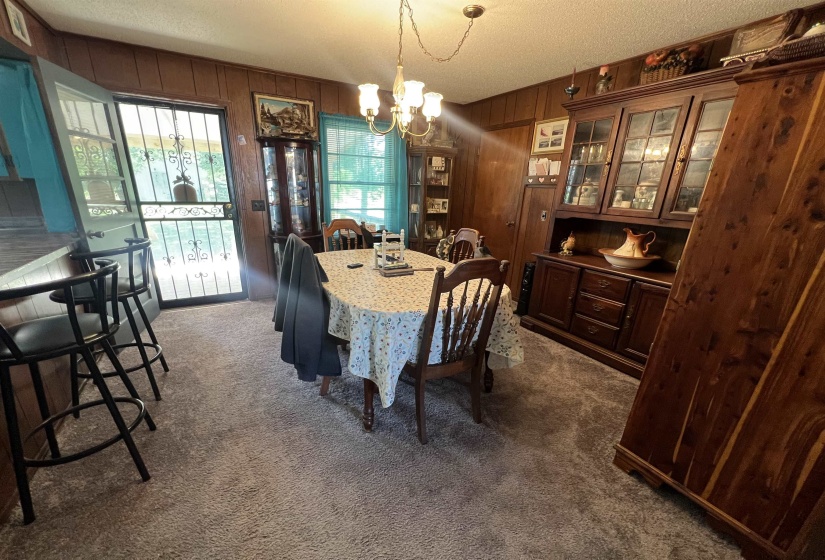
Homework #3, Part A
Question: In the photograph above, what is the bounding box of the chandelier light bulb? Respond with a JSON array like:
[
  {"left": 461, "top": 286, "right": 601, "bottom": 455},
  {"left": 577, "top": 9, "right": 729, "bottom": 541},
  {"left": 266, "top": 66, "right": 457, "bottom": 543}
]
[
  {"left": 358, "top": 84, "right": 381, "bottom": 117},
  {"left": 403, "top": 81, "right": 425, "bottom": 109},
  {"left": 422, "top": 92, "right": 443, "bottom": 119}
]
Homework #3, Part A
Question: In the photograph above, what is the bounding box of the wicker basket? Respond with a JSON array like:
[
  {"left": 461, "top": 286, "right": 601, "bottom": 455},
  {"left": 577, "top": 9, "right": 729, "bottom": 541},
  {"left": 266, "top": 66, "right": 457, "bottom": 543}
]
[
  {"left": 640, "top": 65, "right": 689, "bottom": 85},
  {"left": 766, "top": 33, "right": 825, "bottom": 65}
]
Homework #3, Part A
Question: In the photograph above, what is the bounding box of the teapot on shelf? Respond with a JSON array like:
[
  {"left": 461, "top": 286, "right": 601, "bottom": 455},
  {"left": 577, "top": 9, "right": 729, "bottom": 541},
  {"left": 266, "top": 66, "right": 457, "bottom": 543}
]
[{"left": 613, "top": 228, "right": 656, "bottom": 258}]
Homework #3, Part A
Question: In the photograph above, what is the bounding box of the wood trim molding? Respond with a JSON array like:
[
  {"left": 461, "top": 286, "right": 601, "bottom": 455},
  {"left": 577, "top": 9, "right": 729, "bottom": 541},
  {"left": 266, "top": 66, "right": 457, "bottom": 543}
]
[
  {"left": 562, "top": 66, "right": 746, "bottom": 111},
  {"left": 737, "top": 57, "right": 825, "bottom": 84}
]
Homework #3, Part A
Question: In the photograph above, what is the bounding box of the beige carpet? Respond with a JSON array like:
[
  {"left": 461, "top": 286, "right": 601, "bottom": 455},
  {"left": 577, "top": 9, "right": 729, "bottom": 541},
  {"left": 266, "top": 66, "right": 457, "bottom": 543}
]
[{"left": 0, "top": 300, "right": 739, "bottom": 559}]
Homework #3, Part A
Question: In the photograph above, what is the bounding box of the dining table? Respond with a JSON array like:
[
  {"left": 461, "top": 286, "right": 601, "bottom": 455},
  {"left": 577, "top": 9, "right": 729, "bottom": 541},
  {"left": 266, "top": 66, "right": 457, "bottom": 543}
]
[{"left": 316, "top": 249, "right": 524, "bottom": 431}]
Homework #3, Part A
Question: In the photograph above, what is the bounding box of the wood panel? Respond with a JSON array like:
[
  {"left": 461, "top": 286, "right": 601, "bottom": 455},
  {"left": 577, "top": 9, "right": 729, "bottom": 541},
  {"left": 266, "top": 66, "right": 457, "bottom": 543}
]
[
  {"left": 88, "top": 42, "right": 140, "bottom": 90},
  {"left": 192, "top": 60, "right": 220, "bottom": 99},
  {"left": 156, "top": 53, "right": 196, "bottom": 96},
  {"left": 616, "top": 59, "right": 825, "bottom": 559},
  {"left": 510, "top": 185, "right": 556, "bottom": 289}
]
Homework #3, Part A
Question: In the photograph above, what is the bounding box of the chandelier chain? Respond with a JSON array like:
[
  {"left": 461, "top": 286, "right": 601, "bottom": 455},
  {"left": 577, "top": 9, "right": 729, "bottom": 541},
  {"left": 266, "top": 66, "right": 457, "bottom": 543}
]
[
  {"left": 403, "top": 0, "right": 476, "bottom": 63},
  {"left": 397, "top": 0, "right": 405, "bottom": 65}
]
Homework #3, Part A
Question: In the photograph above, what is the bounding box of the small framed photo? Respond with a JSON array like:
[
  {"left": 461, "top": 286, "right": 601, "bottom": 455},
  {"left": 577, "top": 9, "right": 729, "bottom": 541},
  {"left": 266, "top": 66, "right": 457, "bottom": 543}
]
[
  {"left": 5, "top": 1, "right": 31, "bottom": 46},
  {"left": 532, "top": 117, "right": 569, "bottom": 155},
  {"left": 440, "top": 199, "right": 449, "bottom": 213}
]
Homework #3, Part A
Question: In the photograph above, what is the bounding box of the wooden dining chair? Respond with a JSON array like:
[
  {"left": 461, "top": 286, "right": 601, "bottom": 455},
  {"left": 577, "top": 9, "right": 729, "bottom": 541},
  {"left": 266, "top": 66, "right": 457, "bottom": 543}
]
[
  {"left": 404, "top": 257, "right": 509, "bottom": 444},
  {"left": 322, "top": 219, "right": 364, "bottom": 251},
  {"left": 448, "top": 228, "right": 485, "bottom": 264}
]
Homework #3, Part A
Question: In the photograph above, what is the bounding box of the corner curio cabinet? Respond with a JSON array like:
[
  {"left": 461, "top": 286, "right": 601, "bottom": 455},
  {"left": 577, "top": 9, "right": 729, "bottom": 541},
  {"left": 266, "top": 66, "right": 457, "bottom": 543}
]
[
  {"left": 407, "top": 146, "right": 457, "bottom": 253},
  {"left": 260, "top": 138, "right": 322, "bottom": 252}
]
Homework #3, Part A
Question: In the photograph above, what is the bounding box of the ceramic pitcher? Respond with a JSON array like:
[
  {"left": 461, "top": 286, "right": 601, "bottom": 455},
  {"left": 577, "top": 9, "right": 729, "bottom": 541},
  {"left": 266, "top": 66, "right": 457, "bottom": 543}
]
[{"left": 614, "top": 228, "right": 656, "bottom": 258}]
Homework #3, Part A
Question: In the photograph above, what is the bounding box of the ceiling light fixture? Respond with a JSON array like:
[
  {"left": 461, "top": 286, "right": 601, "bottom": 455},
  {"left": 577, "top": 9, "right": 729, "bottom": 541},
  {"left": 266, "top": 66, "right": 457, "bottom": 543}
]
[{"left": 359, "top": 1, "right": 484, "bottom": 139}]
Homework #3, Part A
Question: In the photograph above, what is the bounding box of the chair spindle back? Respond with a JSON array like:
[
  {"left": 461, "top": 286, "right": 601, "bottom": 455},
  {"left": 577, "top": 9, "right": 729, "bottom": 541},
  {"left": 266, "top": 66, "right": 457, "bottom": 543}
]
[{"left": 322, "top": 219, "right": 364, "bottom": 252}]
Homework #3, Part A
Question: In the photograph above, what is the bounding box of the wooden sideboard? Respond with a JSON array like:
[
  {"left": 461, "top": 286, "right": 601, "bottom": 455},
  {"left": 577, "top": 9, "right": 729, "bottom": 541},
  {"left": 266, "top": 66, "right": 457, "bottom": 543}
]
[
  {"left": 615, "top": 58, "right": 825, "bottom": 560},
  {"left": 521, "top": 253, "right": 673, "bottom": 378}
]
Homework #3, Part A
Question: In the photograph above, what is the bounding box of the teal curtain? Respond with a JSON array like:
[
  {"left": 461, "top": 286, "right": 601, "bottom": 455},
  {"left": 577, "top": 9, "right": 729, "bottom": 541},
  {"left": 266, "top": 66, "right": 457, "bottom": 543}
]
[{"left": 320, "top": 113, "right": 407, "bottom": 235}]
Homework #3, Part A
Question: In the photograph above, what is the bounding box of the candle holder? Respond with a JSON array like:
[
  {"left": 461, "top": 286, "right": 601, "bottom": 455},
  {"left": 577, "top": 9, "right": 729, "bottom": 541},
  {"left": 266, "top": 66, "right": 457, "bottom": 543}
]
[{"left": 564, "top": 84, "right": 581, "bottom": 100}]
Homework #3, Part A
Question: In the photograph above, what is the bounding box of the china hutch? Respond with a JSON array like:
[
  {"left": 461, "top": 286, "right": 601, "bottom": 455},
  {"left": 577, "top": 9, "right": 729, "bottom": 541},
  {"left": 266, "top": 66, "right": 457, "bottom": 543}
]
[
  {"left": 260, "top": 138, "right": 323, "bottom": 253},
  {"left": 521, "top": 66, "right": 742, "bottom": 378},
  {"left": 407, "top": 146, "right": 457, "bottom": 253}
]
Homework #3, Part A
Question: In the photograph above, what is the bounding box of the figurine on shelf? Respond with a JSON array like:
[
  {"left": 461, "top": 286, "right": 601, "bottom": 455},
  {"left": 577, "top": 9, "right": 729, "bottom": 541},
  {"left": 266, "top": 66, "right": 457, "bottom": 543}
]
[
  {"left": 292, "top": 217, "right": 306, "bottom": 234},
  {"left": 436, "top": 225, "right": 444, "bottom": 238},
  {"left": 595, "top": 65, "right": 614, "bottom": 95},
  {"left": 560, "top": 232, "right": 576, "bottom": 256}
]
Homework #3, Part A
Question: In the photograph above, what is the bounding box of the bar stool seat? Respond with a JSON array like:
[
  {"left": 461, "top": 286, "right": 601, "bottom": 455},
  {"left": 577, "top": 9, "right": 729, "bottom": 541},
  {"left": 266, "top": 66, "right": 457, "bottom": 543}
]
[
  {"left": 50, "top": 238, "right": 169, "bottom": 402},
  {"left": 0, "top": 259, "right": 155, "bottom": 524},
  {"left": 0, "top": 314, "right": 115, "bottom": 360}
]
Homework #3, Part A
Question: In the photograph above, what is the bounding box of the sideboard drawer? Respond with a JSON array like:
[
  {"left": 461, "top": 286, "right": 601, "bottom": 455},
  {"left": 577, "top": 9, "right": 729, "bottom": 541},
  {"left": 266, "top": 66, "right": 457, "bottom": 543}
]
[
  {"left": 575, "top": 292, "right": 625, "bottom": 326},
  {"left": 580, "top": 270, "right": 630, "bottom": 302},
  {"left": 571, "top": 314, "right": 619, "bottom": 350}
]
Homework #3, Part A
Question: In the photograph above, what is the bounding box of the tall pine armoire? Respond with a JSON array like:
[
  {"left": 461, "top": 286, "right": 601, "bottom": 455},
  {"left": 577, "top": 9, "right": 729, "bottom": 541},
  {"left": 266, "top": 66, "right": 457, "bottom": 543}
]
[{"left": 614, "top": 57, "right": 825, "bottom": 560}]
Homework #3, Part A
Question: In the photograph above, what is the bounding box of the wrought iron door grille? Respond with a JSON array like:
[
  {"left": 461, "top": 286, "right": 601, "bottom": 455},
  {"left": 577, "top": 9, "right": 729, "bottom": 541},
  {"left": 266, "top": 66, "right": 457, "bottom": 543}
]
[{"left": 118, "top": 101, "right": 246, "bottom": 304}]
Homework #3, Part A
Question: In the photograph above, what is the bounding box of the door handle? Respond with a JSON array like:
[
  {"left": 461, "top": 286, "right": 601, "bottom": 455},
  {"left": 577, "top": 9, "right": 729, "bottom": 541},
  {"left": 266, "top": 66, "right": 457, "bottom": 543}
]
[
  {"left": 86, "top": 230, "right": 105, "bottom": 238},
  {"left": 224, "top": 203, "right": 234, "bottom": 219}
]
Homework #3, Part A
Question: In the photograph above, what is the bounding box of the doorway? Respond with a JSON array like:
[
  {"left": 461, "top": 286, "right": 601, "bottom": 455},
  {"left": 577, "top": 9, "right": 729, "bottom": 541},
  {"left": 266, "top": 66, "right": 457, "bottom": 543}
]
[{"left": 117, "top": 100, "right": 247, "bottom": 307}]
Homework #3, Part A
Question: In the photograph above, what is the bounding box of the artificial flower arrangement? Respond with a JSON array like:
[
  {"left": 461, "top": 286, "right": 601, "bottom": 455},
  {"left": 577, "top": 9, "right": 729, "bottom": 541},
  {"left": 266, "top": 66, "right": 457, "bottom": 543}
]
[{"left": 640, "top": 44, "right": 705, "bottom": 84}]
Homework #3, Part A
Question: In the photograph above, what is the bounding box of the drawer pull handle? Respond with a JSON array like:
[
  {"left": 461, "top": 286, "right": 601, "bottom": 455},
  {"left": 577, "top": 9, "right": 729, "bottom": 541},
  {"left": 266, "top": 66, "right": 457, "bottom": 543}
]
[
  {"left": 587, "top": 326, "right": 599, "bottom": 334},
  {"left": 597, "top": 279, "right": 611, "bottom": 288},
  {"left": 592, "top": 303, "right": 604, "bottom": 312}
]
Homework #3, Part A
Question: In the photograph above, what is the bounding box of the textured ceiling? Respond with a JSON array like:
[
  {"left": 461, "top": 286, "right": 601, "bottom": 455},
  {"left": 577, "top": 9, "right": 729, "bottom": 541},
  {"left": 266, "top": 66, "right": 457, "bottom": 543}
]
[{"left": 27, "top": 0, "right": 811, "bottom": 104}]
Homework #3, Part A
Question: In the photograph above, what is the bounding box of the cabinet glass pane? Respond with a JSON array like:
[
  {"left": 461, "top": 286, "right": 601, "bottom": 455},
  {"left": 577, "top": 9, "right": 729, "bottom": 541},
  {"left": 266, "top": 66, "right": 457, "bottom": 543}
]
[
  {"left": 698, "top": 99, "right": 735, "bottom": 131},
  {"left": 571, "top": 144, "right": 586, "bottom": 164},
  {"left": 639, "top": 162, "right": 664, "bottom": 185},
  {"left": 628, "top": 112, "right": 654, "bottom": 137},
  {"left": 651, "top": 108, "right": 679, "bottom": 135},
  {"left": 567, "top": 164, "right": 584, "bottom": 185},
  {"left": 573, "top": 121, "right": 593, "bottom": 143},
  {"left": 671, "top": 97, "right": 734, "bottom": 215},
  {"left": 264, "top": 148, "right": 282, "bottom": 234},
  {"left": 631, "top": 186, "right": 657, "bottom": 210},
  {"left": 616, "top": 163, "right": 641, "bottom": 186},
  {"left": 592, "top": 119, "right": 612, "bottom": 142},
  {"left": 644, "top": 136, "right": 671, "bottom": 160},
  {"left": 691, "top": 131, "right": 722, "bottom": 159},
  {"left": 583, "top": 164, "right": 603, "bottom": 185},
  {"left": 622, "top": 138, "right": 646, "bottom": 162},
  {"left": 563, "top": 117, "right": 614, "bottom": 207},
  {"left": 682, "top": 159, "right": 712, "bottom": 188}
]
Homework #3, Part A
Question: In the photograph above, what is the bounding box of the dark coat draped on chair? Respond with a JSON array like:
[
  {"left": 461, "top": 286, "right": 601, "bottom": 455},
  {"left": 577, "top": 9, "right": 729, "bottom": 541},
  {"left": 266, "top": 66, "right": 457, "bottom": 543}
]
[{"left": 273, "top": 234, "right": 341, "bottom": 381}]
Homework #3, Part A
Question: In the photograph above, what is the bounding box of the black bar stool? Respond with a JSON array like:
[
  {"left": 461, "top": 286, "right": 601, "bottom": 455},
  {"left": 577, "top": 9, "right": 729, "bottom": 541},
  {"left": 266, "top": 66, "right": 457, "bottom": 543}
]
[
  {"left": 51, "top": 238, "right": 169, "bottom": 403},
  {"left": 0, "top": 260, "right": 155, "bottom": 524}
]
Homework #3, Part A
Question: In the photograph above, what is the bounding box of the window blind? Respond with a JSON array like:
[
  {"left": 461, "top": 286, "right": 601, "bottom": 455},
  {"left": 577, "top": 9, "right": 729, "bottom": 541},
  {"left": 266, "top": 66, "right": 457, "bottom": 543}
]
[{"left": 320, "top": 113, "right": 407, "bottom": 234}]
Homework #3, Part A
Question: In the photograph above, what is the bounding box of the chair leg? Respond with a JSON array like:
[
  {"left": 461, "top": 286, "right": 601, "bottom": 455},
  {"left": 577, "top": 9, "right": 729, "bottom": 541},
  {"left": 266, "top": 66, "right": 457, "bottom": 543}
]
[
  {"left": 81, "top": 348, "right": 150, "bottom": 482},
  {"left": 319, "top": 376, "right": 331, "bottom": 396},
  {"left": 101, "top": 340, "right": 157, "bottom": 432},
  {"left": 124, "top": 298, "right": 162, "bottom": 401},
  {"left": 28, "top": 363, "right": 60, "bottom": 459},
  {"left": 133, "top": 294, "right": 169, "bottom": 373},
  {"left": 415, "top": 377, "right": 428, "bottom": 444},
  {"left": 470, "top": 365, "right": 482, "bottom": 424},
  {"left": 483, "top": 351, "right": 494, "bottom": 393},
  {"left": 0, "top": 365, "right": 35, "bottom": 524},
  {"left": 70, "top": 352, "right": 80, "bottom": 418}
]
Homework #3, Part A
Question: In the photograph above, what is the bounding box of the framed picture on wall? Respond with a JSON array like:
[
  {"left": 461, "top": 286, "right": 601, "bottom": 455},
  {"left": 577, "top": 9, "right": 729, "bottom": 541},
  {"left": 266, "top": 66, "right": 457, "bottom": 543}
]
[
  {"left": 5, "top": 1, "right": 32, "bottom": 46},
  {"left": 531, "top": 117, "right": 569, "bottom": 155},
  {"left": 252, "top": 93, "right": 316, "bottom": 140}
]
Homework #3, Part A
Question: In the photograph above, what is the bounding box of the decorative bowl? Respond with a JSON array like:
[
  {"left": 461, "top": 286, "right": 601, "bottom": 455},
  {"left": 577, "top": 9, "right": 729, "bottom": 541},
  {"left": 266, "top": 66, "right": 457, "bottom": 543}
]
[{"left": 598, "top": 248, "right": 661, "bottom": 270}]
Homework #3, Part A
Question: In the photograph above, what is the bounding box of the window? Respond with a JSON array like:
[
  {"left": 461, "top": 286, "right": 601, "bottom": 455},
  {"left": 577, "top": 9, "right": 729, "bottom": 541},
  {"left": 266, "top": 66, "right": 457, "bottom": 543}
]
[{"left": 320, "top": 113, "right": 407, "bottom": 233}]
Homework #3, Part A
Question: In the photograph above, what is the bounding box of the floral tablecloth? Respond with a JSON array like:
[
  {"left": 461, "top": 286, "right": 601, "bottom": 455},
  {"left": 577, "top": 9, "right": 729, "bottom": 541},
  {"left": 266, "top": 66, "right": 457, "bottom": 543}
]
[{"left": 316, "top": 249, "right": 523, "bottom": 407}]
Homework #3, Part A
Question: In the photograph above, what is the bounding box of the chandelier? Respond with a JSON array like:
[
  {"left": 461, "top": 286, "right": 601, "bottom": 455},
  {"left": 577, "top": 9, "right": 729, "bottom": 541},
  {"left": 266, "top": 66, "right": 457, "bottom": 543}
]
[{"left": 358, "top": 1, "right": 485, "bottom": 138}]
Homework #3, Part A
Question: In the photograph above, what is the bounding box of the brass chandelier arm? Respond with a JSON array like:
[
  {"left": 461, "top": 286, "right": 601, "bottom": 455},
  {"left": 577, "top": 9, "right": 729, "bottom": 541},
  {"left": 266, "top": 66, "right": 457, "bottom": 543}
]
[
  {"left": 399, "top": 120, "right": 434, "bottom": 139},
  {"left": 368, "top": 114, "right": 398, "bottom": 137},
  {"left": 403, "top": 0, "right": 477, "bottom": 63}
]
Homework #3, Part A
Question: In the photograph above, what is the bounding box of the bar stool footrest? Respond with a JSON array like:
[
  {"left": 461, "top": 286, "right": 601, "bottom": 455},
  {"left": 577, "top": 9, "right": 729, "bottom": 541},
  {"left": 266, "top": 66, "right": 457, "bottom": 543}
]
[
  {"left": 22, "top": 397, "right": 147, "bottom": 467},
  {"left": 77, "top": 342, "right": 163, "bottom": 378}
]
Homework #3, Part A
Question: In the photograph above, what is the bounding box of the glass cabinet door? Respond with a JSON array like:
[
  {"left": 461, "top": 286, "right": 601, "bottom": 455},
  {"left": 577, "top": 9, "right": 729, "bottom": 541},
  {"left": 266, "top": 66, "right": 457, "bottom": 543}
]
[
  {"left": 603, "top": 97, "right": 691, "bottom": 217},
  {"left": 559, "top": 108, "right": 620, "bottom": 213},
  {"left": 263, "top": 146, "right": 283, "bottom": 235},
  {"left": 284, "top": 146, "right": 312, "bottom": 236},
  {"left": 408, "top": 153, "right": 424, "bottom": 247},
  {"left": 663, "top": 96, "right": 735, "bottom": 220}
]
